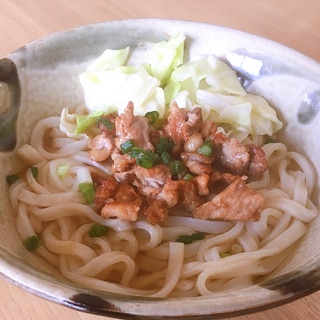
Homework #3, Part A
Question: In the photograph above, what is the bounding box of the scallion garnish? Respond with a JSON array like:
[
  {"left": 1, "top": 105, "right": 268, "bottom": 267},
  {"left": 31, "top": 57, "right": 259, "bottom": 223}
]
[
  {"left": 96, "top": 116, "right": 115, "bottom": 129},
  {"left": 6, "top": 174, "right": 20, "bottom": 185},
  {"left": 161, "top": 150, "right": 171, "bottom": 164},
  {"left": 79, "top": 182, "right": 96, "bottom": 204},
  {"left": 144, "top": 111, "right": 159, "bottom": 125},
  {"left": 183, "top": 173, "right": 194, "bottom": 180},
  {"left": 219, "top": 252, "right": 231, "bottom": 258},
  {"left": 89, "top": 224, "right": 108, "bottom": 238},
  {"left": 155, "top": 136, "right": 174, "bottom": 155},
  {"left": 176, "top": 232, "right": 205, "bottom": 244},
  {"left": 23, "top": 235, "right": 41, "bottom": 252},
  {"left": 169, "top": 160, "right": 185, "bottom": 175},
  {"left": 120, "top": 139, "right": 135, "bottom": 153},
  {"left": 197, "top": 140, "right": 213, "bottom": 157},
  {"left": 129, "top": 147, "right": 161, "bottom": 169},
  {"left": 57, "top": 163, "right": 70, "bottom": 178},
  {"left": 31, "top": 166, "right": 39, "bottom": 178}
]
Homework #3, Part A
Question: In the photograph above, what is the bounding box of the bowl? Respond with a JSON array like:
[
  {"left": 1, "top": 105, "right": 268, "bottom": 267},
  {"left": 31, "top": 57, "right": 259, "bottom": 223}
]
[{"left": 0, "top": 19, "right": 320, "bottom": 319}]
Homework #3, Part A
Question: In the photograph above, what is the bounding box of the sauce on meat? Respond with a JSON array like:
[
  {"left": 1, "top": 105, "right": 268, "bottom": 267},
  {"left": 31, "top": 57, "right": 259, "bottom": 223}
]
[{"left": 89, "top": 101, "right": 267, "bottom": 224}]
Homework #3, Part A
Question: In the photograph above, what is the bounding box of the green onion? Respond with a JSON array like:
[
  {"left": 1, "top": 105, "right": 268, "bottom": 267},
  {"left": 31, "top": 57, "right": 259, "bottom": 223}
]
[
  {"left": 30, "top": 166, "right": 39, "bottom": 178},
  {"left": 161, "top": 150, "right": 171, "bottom": 164},
  {"left": 120, "top": 139, "right": 135, "bottom": 153},
  {"left": 79, "top": 182, "right": 96, "bottom": 204},
  {"left": 96, "top": 116, "right": 114, "bottom": 129},
  {"left": 144, "top": 111, "right": 159, "bottom": 125},
  {"left": 183, "top": 173, "right": 194, "bottom": 180},
  {"left": 155, "top": 137, "right": 174, "bottom": 155},
  {"left": 6, "top": 174, "right": 20, "bottom": 185},
  {"left": 57, "top": 163, "right": 70, "bottom": 178},
  {"left": 89, "top": 224, "right": 108, "bottom": 238},
  {"left": 129, "top": 148, "right": 161, "bottom": 169},
  {"left": 134, "top": 151, "right": 154, "bottom": 169},
  {"left": 219, "top": 252, "right": 231, "bottom": 258},
  {"left": 169, "top": 160, "right": 185, "bottom": 175},
  {"left": 23, "top": 235, "right": 41, "bottom": 252},
  {"left": 176, "top": 232, "right": 205, "bottom": 244},
  {"left": 197, "top": 140, "right": 213, "bottom": 157}
]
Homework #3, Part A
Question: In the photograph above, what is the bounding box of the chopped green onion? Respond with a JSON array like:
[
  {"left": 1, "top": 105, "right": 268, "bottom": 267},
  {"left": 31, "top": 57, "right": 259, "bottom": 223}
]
[
  {"left": 129, "top": 148, "right": 161, "bottom": 169},
  {"left": 120, "top": 139, "right": 135, "bottom": 153},
  {"left": 161, "top": 150, "right": 171, "bottom": 164},
  {"left": 183, "top": 173, "right": 194, "bottom": 180},
  {"left": 79, "top": 182, "right": 96, "bottom": 204},
  {"left": 96, "top": 116, "right": 115, "bottom": 129},
  {"left": 197, "top": 140, "right": 213, "bottom": 157},
  {"left": 155, "top": 136, "right": 174, "bottom": 155},
  {"left": 6, "top": 174, "right": 20, "bottom": 185},
  {"left": 134, "top": 151, "right": 154, "bottom": 169},
  {"left": 23, "top": 235, "right": 41, "bottom": 252},
  {"left": 30, "top": 166, "right": 39, "bottom": 178},
  {"left": 144, "top": 111, "right": 159, "bottom": 125},
  {"left": 89, "top": 224, "right": 108, "bottom": 238},
  {"left": 57, "top": 163, "right": 70, "bottom": 178},
  {"left": 176, "top": 232, "right": 205, "bottom": 244},
  {"left": 219, "top": 252, "right": 231, "bottom": 258},
  {"left": 169, "top": 160, "right": 185, "bottom": 175}
]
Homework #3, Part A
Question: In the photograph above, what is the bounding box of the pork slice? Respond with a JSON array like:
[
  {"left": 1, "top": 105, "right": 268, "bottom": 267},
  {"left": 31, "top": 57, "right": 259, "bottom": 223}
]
[
  {"left": 194, "top": 177, "right": 264, "bottom": 221},
  {"left": 101, "top": 182, "right": 142, "bottom": 221},
  {"left": 164, "top": 102, "right": 203, "bottom": 145},
  {"left": 115, "top": 101, "right": 154, "bottom": 151}
]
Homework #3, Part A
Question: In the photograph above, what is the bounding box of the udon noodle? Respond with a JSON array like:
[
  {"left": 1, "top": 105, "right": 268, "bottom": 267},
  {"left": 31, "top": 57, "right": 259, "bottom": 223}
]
[
  {"left": 7, "top": 37, "right": 319, "bottom": 297},
  {"left": 8, "top": 109, "right": 318, "bottom": 297}
]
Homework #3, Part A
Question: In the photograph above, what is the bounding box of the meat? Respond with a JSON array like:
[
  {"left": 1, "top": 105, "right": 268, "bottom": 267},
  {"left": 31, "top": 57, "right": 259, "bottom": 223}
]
[
  {"left": 115, "top": 101, "right": 154, "bottom": 151},
  {"left": 143, "top": 200, "right": 169, "bottom": 224},
  {"left": 133, "top": 164, "right": 171, "bottom": 189},
  {"left": 89, "top": 133, "right": 115, "bottom": 162},
  {"left": 177, "top": 179, "right": 204, "bottom": 212},
  {"left": 216, "top": 138, "right": 267, "bottom": 181},
  {"left": 111, "top": 149, "right": 136, "bottom": 173},
  {"left": 88, "top": 101, "right": 268, "bottom": 224},
  {"left": 219, "top": 138, "right": 250, "bottom": 175},
  {"left": 95, "top": 176, "right": 118, "bottom": 207},
  {"left": 101, "top": 182, "right": 142, "bottom": 221},
  {"left": 246, "top": 143, "right": 267, "bottom": 180},
  {"left": 181, "top": 152, "right": 214, "bottom": 175},
  {"left": 194, "top": 177, "right": 264, "bottom": 221},
  {"left": 164, "top": 102, "right": 202, "bottom": 145}
]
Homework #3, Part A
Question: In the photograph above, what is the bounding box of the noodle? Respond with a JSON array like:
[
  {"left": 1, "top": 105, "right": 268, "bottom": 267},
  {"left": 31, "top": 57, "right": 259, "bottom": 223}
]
[{"left": 9, "top": 110, "right": 318, "bottom": 298}]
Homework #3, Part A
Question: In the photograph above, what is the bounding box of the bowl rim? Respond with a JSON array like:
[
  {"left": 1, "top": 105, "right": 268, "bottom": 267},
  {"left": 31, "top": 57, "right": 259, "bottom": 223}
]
[{"left": 0, "top": 18, "right": 320, "bottom": 319}]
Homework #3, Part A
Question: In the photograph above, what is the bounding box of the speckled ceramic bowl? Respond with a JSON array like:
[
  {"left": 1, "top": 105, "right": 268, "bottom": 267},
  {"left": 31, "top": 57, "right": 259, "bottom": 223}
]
[{"left": 0, "top": 19, "right": 319, "bottom": 319}]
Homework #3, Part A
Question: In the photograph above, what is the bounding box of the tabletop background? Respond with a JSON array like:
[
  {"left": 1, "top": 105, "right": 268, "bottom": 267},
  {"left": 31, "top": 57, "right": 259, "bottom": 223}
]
[{"left": 0, "top": 1, "right": 319, "bottom": 319}]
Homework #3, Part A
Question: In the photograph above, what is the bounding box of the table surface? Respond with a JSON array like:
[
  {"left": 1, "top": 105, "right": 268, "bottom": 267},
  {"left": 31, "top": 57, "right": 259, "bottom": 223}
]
[{"left": 0, "top": 1, "right": 319, "bottom": 319}]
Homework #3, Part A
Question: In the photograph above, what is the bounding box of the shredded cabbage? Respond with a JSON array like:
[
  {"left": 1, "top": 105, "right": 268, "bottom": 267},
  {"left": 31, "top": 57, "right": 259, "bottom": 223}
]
[{"left": 74, "top": 35, "right": 283, "bottom": 138}]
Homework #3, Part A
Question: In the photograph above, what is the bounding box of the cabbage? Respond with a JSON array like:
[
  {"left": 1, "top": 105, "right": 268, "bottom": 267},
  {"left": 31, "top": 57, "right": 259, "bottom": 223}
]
[
  {"left": 164, "top": 55, "right": 246, "bottom": 103},
  {"left": 80, "top": 70, "right": 165, "bottom": 117},
  {"left": 149, "top": 34, "right": 185, "bottom": 85},
  {"left": 79, "top": 35, "right": 184, "bottom": 119},
  {"left": 196, "top": 91, "right": 283, "bottom": 136},
  {"left": 77, "top": 35, "right": 283, "bottom": 138}
]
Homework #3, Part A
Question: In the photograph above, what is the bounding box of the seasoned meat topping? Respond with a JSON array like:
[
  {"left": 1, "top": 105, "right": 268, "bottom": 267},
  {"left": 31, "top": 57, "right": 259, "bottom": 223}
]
[
  {"left": 164, "top": 102, "right": 202, "bottom": 145},
  {"left": 194, "top": 177, "right": 264, "bottom": 221},
  {"left": 90, "top": 102, "right": 267, "bottom": 224},
  {"left": 115, "top": 101, "right": 154, "bottom": 151}
]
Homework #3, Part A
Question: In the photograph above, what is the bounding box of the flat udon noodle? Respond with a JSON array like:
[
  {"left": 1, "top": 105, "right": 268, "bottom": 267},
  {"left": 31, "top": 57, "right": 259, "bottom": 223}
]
[{"left": 9, "top": 115, "right": 318, "bottom": 297}]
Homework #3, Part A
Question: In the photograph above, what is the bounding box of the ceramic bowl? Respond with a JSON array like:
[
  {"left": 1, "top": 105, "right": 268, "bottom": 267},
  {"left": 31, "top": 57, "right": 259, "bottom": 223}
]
[{"left": 0, "top": 19, "right": 320, "bottom": 319}]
